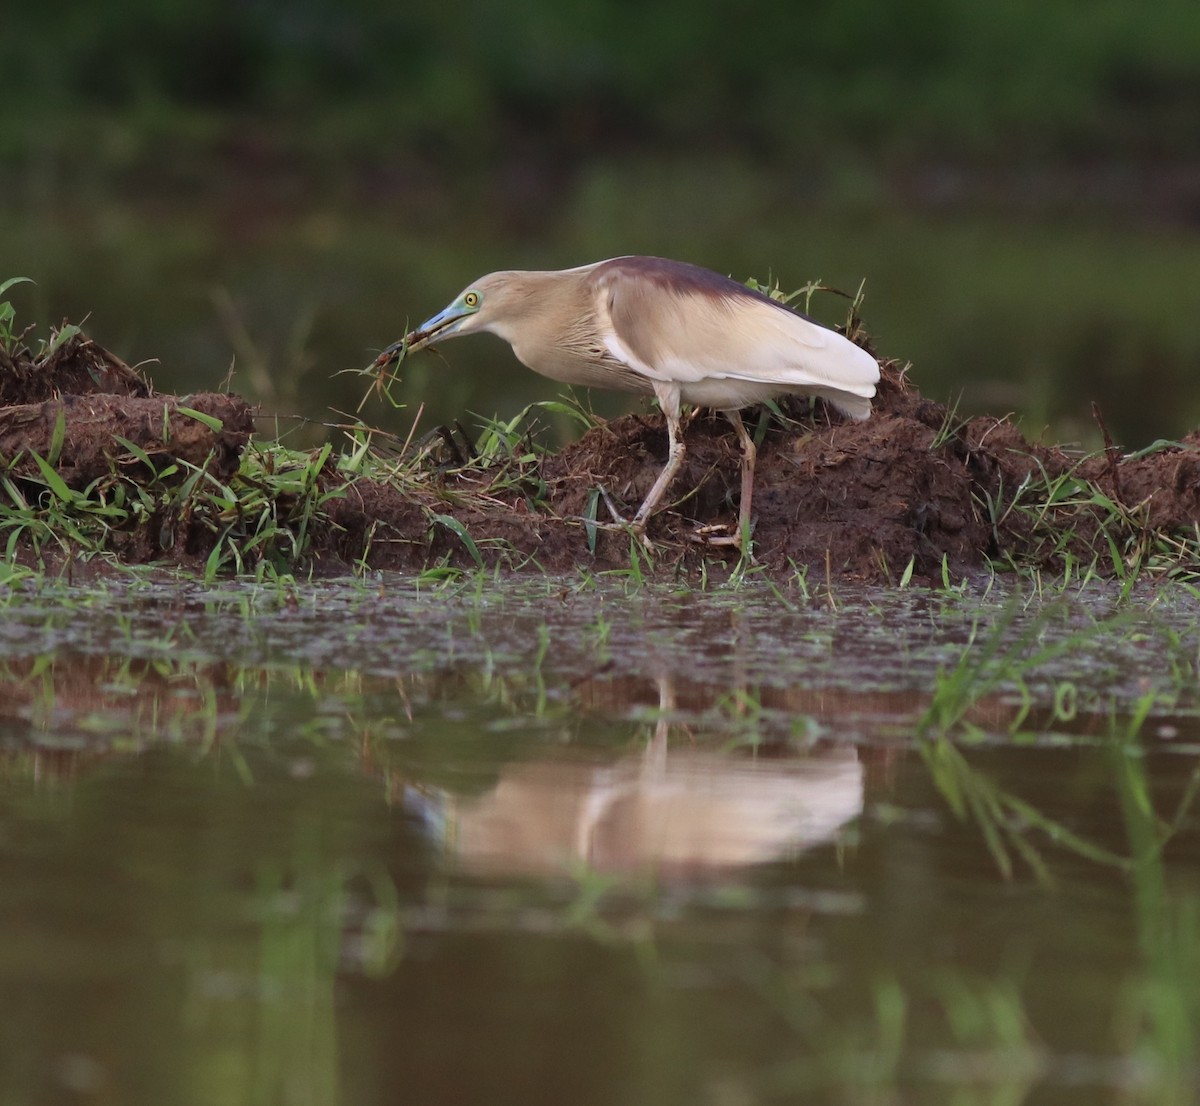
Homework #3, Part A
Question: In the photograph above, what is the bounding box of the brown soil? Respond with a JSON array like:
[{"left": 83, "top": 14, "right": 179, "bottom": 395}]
[
  {"left": 323, "top": 360, "right": 1200, "bottom": 582},
  {"left": 0, "top": 333, "right": 253, "bottom": 484},
  {"left": 2, "top": 331, "right": 1198, "bottom": 582}
]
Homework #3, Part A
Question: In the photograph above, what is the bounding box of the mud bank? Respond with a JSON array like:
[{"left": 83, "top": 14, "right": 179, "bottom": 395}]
[
  {"left": 323, "top": 361, "right": 1200, "bottom": 583},
  {"left": 1, "top": 332, "right": 1197, "bottom": 583}
]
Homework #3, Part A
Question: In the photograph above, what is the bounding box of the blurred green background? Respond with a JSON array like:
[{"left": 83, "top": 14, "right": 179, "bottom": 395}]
[{"left": 4, "top": 0, "right": 1200, "bottom": 448}]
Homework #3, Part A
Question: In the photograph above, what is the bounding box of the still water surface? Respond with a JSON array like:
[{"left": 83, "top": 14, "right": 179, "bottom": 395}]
[{"left": 1, "top": 573, "right": 1199, "bottom": 1104}]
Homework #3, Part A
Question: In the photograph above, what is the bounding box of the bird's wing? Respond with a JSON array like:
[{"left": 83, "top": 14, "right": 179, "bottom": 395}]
[{"left": 593, "top": 259, "right": 878, "bottom": 400}]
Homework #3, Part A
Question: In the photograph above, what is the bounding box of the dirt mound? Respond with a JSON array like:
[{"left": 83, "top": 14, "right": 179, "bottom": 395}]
[
  {"left": 0, "top": 330, "right": 150, "bottom": 405},
  {"left": 0, "top": 333, "right": 254, "bottom": 540},
  {"left": 317, "top": 360, "right": 1198, "bottom": 582},
  {"left": 2, "top": 330, "right": 1197, "bottom": 582},
  {"left": 538, "top": 373, "right": 987, "bottom": 579}
]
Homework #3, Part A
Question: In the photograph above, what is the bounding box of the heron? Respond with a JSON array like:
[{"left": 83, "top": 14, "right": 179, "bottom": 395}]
[{"left": 376, "top": 256, "right": 879, "bottom": 544}]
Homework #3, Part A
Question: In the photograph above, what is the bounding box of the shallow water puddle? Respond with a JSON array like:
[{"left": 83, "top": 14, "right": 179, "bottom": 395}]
[{"left": 1, "top": 573, "right": 1198, "bottom": 1104}]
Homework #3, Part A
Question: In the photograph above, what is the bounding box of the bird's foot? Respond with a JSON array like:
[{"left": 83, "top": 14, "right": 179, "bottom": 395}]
[
  {"left": 573, "top": 486, "right": 656, "bottom": 550},
  {"left": 688, "top": 523, "right": 739, "bottom": 546},
  {"left": 596, "top": 485, "right": 628, "bottom": 526},
  {"left": 688, "top": 520, "right": 752, "bottom": 551}
]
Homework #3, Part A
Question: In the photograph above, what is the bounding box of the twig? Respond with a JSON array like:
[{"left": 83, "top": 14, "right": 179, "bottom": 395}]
[{"left": 1091, "top": 401, "right": 1125, "bottom": 504}]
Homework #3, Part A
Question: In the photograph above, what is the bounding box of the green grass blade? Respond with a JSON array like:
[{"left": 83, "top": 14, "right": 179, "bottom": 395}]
[
  {"left": 583, "top": 487, "right": 601, "bottom": 556},
  {"left": 113, "top": 435, "right": 156, "bottom": 472},
  {"left": 29, "top": 451, "right": 73, "bottom": 503},
  {"left": 0, "top": 277, "right": 34, "bottom": 297},
  {"left": 47, "top": 408, "right": 66, "bottom": 465},
  {"left": 44, "top": 324, "right": 81, "bottom": 357},
  {"left": 432, "top": 514, "right": 483, "bottom": 568},
  {"left": 175, "top": 406, "right": 224, "bottom": 432}
]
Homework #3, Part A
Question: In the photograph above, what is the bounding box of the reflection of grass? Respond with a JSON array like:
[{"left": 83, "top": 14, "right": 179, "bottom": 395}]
[
  {"left": 919, "top": 736, "right": 1127, "bottom": 882},
  {"left": 916, "top": 607, "right": 1169, "bottom": 882},
  {"left": 757, "top": 968, "right": 1042, "bottom": 1104},
  {"left": 919, "top": 691, "right": 1200, "bottom": 1096},
  {"left": 249, "top": 861, "right": 343, "bottom": 1106},
  {"left": 181, "top": 827, "right": 402, "bottom": 1106},
  {"left": 0, "top": 651, "right": 383, "bottom": 759},
  {"left": 754, "top": 695, "right": 1200, "bottom": 1103},
  {"left": 1119, "top": 892, "right": 1200, "bottom": 1105},
  {"left": 1112, "top": 717, "right": 1200, "bottom": 1104}
]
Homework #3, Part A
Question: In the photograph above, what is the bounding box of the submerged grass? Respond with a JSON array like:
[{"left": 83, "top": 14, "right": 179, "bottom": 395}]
[{"left": 908, "top": 597, "right": 1200, "bottom": 883}]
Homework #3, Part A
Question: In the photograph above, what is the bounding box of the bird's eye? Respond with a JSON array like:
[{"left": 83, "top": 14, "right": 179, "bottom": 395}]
[{"left": 463, "top": 291, "right": 480, "bottom": 308}]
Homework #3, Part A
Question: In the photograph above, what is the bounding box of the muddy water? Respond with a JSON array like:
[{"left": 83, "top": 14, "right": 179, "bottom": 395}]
[{"left": 1, "top": 573, "right": 1199, "bottom": 1105}]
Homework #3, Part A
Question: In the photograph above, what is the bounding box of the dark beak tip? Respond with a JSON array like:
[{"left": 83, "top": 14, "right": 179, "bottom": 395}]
[
  {"left": 373, "top": 334, "right": 416, "bottom": 367},
  {"left": 372, "top": 326, "right": 433, "bottom": 368}
]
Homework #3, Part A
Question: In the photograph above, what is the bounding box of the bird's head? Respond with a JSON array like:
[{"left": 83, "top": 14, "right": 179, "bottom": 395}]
[{"left": 376, "top": 271, "right": 531, "bottom": 365}]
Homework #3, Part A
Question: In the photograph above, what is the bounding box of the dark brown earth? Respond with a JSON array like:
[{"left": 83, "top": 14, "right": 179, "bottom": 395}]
[
  {"left": 323, "top": 359, "right": 1200, "bottom": 582},
  {"left": 0, "top": 333, "right": 252, "bottom": 488},
  {"left": 2, "top": 331, "right": 1198, "bottom": 582}
]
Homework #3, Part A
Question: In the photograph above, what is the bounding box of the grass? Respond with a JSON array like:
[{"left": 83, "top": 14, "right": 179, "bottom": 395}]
[
  {"left": 977, "top": 444, "right": 1200, "bottom": 591},
  {"left": 0, "top": 430, "right": 348, "bottom": 580},
  {"left": 2, "top": 282, "right": 586, "bottom": 577},
  {"left": 755, "top": 965, "right": 1045, "bottom": 1102},
  {"left": 1109, "top": 720, "right": 1200, "bottom": 1105},
  {"left": 907, "top": 600, "right": 1198, "bottom": 882},
  {"left": 918, "top": 734, "right": 1130, "bottom": 883},
  {"left": 3, "top": 281, "right": 1199, "bottom": 588},
  {"left": 0, "top": 277, "right": 34, "bottom": 351},
  {"left": 0, "top": 323, "right": 567, "bottom": 579},
  {"left": 916, "top": 600, "right": 1089, "bottom": 738}
]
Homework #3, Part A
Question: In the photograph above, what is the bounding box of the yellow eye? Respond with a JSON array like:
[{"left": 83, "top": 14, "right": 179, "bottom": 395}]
[{"left": 463, "top": 291, "right": 480, "bottom": 308}]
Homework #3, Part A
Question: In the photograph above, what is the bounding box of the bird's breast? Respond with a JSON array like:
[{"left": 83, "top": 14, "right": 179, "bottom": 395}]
[{"left": 511, "top": 341, "right": 654, "bottom": 396}]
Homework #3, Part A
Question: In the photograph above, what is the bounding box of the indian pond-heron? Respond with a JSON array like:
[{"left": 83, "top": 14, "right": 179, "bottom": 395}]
[{"left": 377, "top": 256, "right": 880, "bottom": 542}]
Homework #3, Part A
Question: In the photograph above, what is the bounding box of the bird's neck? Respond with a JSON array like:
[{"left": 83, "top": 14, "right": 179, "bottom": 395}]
[{"left": 487, "top": 270, "right": 591, "bottom": 362}]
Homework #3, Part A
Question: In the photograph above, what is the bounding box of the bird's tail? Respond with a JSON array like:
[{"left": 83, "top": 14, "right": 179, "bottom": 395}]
[{"left": 815, "top": 389, "right": 874, "bottom": 421}]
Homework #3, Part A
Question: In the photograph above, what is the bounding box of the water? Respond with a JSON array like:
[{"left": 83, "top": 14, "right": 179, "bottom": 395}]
[
  {"left": 1, "top": 572, "right": 1199, "bottom": 1105},
  {"left": 6, "top": 194, "right": 1200, "bottom": 452}
]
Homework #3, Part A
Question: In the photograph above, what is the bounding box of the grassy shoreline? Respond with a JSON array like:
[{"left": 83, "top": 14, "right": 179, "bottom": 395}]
[{"left": 2, "top": 284, "right": 1197, "bottom": 591}]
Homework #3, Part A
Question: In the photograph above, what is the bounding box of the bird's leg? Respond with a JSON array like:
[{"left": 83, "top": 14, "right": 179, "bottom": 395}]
[
  {"left": 632, "top": 384, "right": 686, "bottom": 532},
  {"left": 632, "top": 423, "right": 686, "bottom": 529},
  {"left": 728, "top": 408, "right": 757, "bottom": 546},
  {"left": 644, "top": 673, "right": 677, "bottom": 774},
  {"left": 693, "top": 408, "right": 755, "bottom": 549}
]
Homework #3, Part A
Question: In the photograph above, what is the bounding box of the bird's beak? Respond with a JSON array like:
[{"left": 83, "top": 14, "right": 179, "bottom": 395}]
[{"left": 373, "top": 303, "right": 469, "bottom": 367}]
